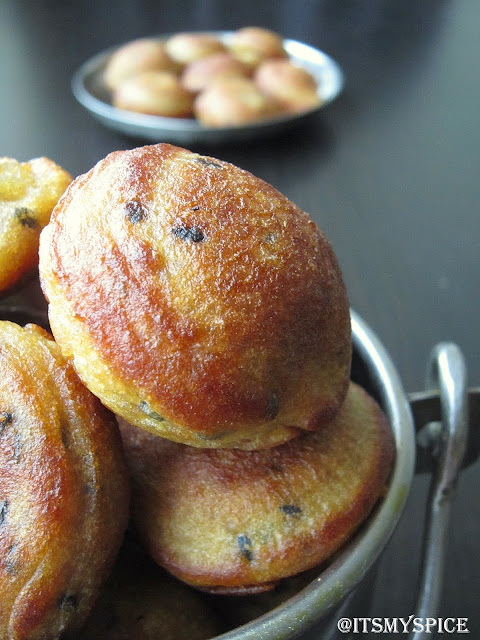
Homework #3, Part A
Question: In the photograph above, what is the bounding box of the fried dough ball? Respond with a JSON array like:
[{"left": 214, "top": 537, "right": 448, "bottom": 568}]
[
  {"left": 79, "top": 538, "right": 225, "bottom": 640},
  {"left": 39, "top": 143, "right": 351, "bottom": 449},
  {"left": 0, "top": 321, "right": 130, "bottom": 639},
  {"left": 228, "top": 27, "right": 288, "bottom": 68},
  {"left": 165, "top": 32, "right": 226, "bottom": 66},
  {"left": 0, "top": 156, "right": 71, "bottom": 295},
  {"left": 194, "top": 76, "right": 282, "bottom": 126},
  {"left": 255, "top": 59, "right": 322, "bottom": 113},
  {"left": 181, "top": 52, "right": 251, "bottom": 94},
  {"left": 104, "top": 38, "right": 179, "bottom": 91},
  {"left": 119, "top": 382, "right": 394, "bottom": 593},
  {"left": 112, "top": 71, "right": 194, "bottom": 118}
]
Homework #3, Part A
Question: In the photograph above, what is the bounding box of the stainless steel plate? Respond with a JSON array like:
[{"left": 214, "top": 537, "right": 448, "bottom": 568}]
[{"left": 71, "top": 32, "right": 344, "bottom": 145}]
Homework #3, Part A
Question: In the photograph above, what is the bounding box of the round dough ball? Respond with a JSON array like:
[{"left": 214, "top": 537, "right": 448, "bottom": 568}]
[
  {"left": 104, "top": 38, "right": 178, "bottom": 91},
  {"left": 39, "top": 143, "right": 351, "bottom": 449},
  {"left": 0, "top": 156, "right": 71, "bottom": 295},
  {"left": 255, "top": 59, "right": 322, "bottom": 113},
  {"left": 119, "top": 382, "right": 394, "bottom": 593},
  {"left": 0, "top": 321, "right": 129, "bottom": 639},
  {"left": 112, "top": 71, "right": 194, "bottom": 117},
  {"left": 165, "top": 32, "right": 226, "bottom": 66},
  {"left": 194, "top": 76, "right": 282, "bottom": 126},
  {"left": 78, "top": 538, "right": 225, "bottom": 640},
  {"left": 228, "top": 26, "right": 287, "bottom": 68},
  {"left": 181, "top": 52, "right": 250, "bottom": 94}
]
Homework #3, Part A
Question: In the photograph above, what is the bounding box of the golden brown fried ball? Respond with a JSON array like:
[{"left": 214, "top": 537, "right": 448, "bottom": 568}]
[
  {"left": 228, "top": 27, "right": 288, "bottom": 68},
  {"left": 0, "top": 321, "right": 130, "bottom": 639},
  {"left": 181, "top": 52, "right": 251, "bottom": 94},
  {"left": 0, "top": 156, "right": 71, "bottom": 295},
  {"left": 112, "top": 71, "right": 194, "bottom": 118},
  {"left": 165, "top": 32, "right": 226, "bottom": 66},
  {"left": 254, "top": 59, "right": 322, "bottom": 113},
  {"left": 193, "top": 76, "right": 282, "bottom": 127},
  {"left": 119, "top": 382, "right": 394, "bottom": 593},
  {"left": 39, "top": 143, "right": 351, "bottom": 449},
  {"left": 78, "top": 538, "right": 225, "bottom": 640},
  {"left": 104, "top": 38, "right": 179, "bottom": 91}
]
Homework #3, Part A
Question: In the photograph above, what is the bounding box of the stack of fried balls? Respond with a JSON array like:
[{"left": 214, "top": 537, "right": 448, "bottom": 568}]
[
  {"left": 0, "top": 143, "right": 393, "bottom": 639},
  {"left": 104, "top": 27, "right": 324, "bottom": 126}
]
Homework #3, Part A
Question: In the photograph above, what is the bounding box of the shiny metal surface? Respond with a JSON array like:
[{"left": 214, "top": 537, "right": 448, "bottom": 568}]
[
  {"left": 410, "top": 345, "right": 469, "bottom": 640},
  {"left": 71, "top": 33, "right": 344, "bottom": 145}
]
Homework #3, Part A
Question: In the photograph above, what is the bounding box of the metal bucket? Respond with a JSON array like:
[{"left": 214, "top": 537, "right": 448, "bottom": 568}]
[
  {"left": 208, "top": 310, "right": 478, "bottom": 640},
  {"left": 0, "top": 296, "right": 477, "bottom": 640}
]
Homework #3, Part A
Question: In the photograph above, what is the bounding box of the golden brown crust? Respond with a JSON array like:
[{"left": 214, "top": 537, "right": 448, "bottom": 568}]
[
  {"left": 165, "top": 33, "right": 226, "bottom": 66},
  {"left": 78, "top": 538, "right": 225, "bottom": 640},
  {"left": 227, "top": 27, "right": 288, "bottom": 68},
  {"left": 112, "top": 71, "right": 194, "bottom": 118},
  {"left": 193, "top": 76, "right": 283, "bottom": 126},
  {"left": 0, "top": 156, "right": 72, "bottom": 295},
  {"left": 39, "top": 143, "right": 351, "bottom": 448},
  {"left": 181, "top": 52, "right": 251, "bottom": 94},
  {"left": 104, "top": 38, "right": 179, "bottom": 91},
  {"left": 119, "top": 382, "right": 394, "bottom": 592},
  {"left": 0, "top": 321, "right": 130, "bottom": 639},
  {"left": 254, "top": 59, "right": 322, "bottom": 113}
]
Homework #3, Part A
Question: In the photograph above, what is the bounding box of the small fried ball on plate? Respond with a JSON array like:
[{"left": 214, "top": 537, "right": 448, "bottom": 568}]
[
  {"left": 78, "top": 538, "right": 225, "bottom": 640},
  {"left": 112, "top": 71, "right": 194, "bottom": 117},
  {"left": 181, "top": 51, "right": 251, "bottom": 94},
  {"left": 194, "top": 76, "right": 282, "bottom": 126},
  {"left": 0, "top": 321, "right": 129, "bottom": 639},
  {"left": 0, "top": 156, "right": 71, "bottom": 295},
  {"left": 165, "top": 32, "right": 226, "bottom": 66},
  {"left": 119, "top": 382, "right": 394, "bottom": 594},
  {"left": 255, "top": 59, "right": 322, "bottom": 113},
  {"left": 228, "top": 26, "right": 288, "bottom": 68},
  {"left": 39, "top": 143, "right": 351, "bottom": 449},
  {"left": 104, "top": 38, "right": 179, "bottom": 91}
]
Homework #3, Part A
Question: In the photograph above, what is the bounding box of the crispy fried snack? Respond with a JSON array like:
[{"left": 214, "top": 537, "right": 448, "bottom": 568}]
[
  {"left": 0, "top": 321, "right": 129, "bottom": 639},
  {"left": 193, "top": 76, "right": 282, "bottom": 126},
  {"left": 104, "top": 38, "right": 179, "bottom": 91},
  {"left": 78, "top": 538, "right": 225, "bottom": 640},
  {"left": 112, "top": 71, "right": 194, "bottom": 118},
  {"left": 227, "top": 27, "right": 288, "bottom": 68},
  {"left": 119, "top": 382, "right": 394, "bottom": 593},
  {"left": 254, "top": 59, "right": 322, "bottom": 113},
  {"left": 165, "top": 32, "right": 226, "bottom": 66},
  {"left": 39, "top": 143, "right": 351, "bottom": 449},
  {"left": 0, "top": 156, "right": 72, "bottom": 295}
]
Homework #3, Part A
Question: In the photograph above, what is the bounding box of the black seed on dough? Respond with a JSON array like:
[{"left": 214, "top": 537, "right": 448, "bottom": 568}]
[
  {"left": 14, "top": 207, "right": 38, "bottom": 229},
  {"left": 5, "top": 544, "right": 17, "bottom": 575},
  {"left": 139, "top": 401, "right": 165, "bottom": 422},
  {"left": 0, "top": 412, "right": 13, "bottom": 433},
  {"left": 237, "top": 534, "right": 253, "bottom": 562},
  {"left": 266, "top": 393, "right": 279, "bottom": 420},
  {"left": 59, "top": 594, "right": 78, "bottom": 612},
  {"left": 125, "top": 200, "right": 147, "bottom": 223},
  {"left": 280, "top": 504, "right": 302, "bottom": 516},
  {"left": 0, "top": 500, "right": 9, "bottom": 526},
  {"left": 61, "top": 427, "right": 69, "bottom": 449},
  {"left": 196, "top": 157, "right": 223, "bottom": 169},
  {"left": 192, "top": 205, "right": 200, "bottom": 211},
  {"left": 172, "top": 226, "right": 205, "bottom": 243}
]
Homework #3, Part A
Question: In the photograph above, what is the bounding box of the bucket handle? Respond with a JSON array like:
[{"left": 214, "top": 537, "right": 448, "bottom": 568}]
[{"left": 407, "top": 343, "right": 471, "bottom": 640}]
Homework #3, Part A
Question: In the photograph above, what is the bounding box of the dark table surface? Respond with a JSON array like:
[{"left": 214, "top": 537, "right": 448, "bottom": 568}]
[{"left": 1, "top": 0, "right": 478, "bottom": 636}]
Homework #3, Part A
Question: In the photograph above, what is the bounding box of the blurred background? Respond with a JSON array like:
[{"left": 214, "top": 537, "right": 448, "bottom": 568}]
[{"left": 0, "top": 0, "right": 479, "bottom": 636}]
